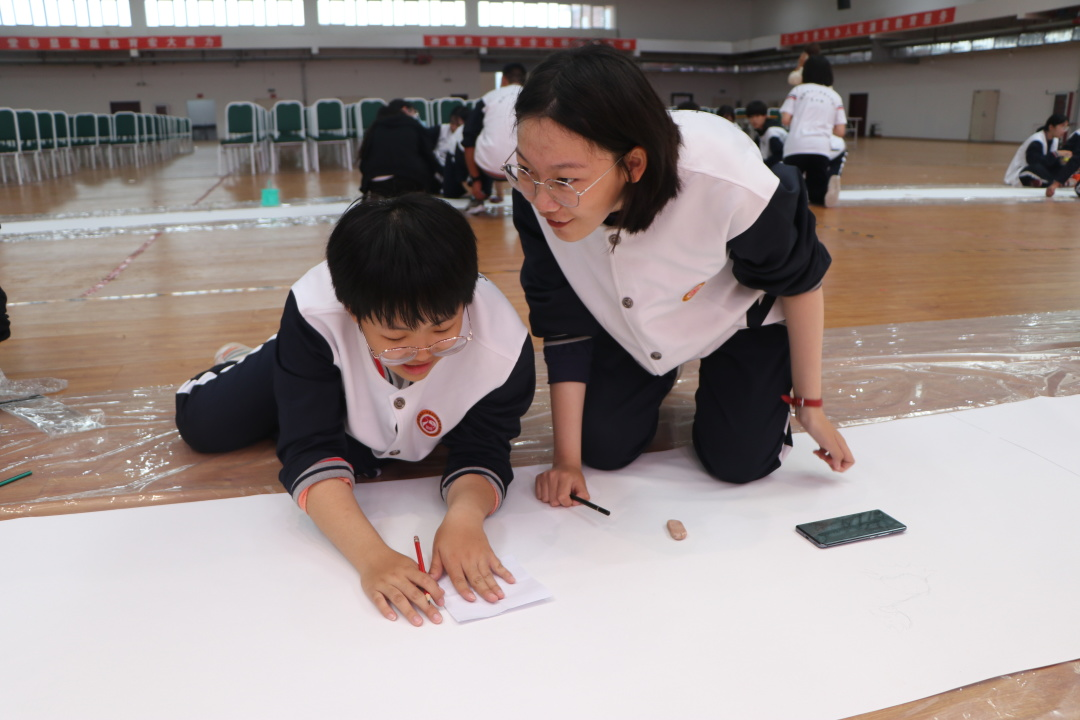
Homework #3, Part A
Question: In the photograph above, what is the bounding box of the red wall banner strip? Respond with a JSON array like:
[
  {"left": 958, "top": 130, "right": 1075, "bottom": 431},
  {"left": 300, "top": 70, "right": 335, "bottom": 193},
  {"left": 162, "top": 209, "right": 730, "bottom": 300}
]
[
  {"left": 1, "top": 35, "right": 223, "bottom": 51},
  {"left": 424, "top": 35, "right": 635, "bottom": 51},
  {"left": 780, "top": 8, "right": 956, "bottom": 47}
]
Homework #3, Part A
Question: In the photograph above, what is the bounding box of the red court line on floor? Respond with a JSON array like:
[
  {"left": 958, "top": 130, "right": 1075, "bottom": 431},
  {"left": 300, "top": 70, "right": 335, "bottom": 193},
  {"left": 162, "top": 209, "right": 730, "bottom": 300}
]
[
  {"left": 80, "top": 231, "right": 163, "bottom": 298},
  {"left": 192, "top": 176, "right": 226, "bottom": 206},
  {"left": 77, "top": 176, "right": 227, "bottom": 298}
]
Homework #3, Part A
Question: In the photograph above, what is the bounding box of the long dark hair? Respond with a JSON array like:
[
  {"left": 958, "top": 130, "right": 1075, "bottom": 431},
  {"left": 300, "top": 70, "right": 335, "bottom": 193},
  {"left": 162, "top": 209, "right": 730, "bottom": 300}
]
[{"left": 515, "top": 43, "right": 681, "bottom": 235}]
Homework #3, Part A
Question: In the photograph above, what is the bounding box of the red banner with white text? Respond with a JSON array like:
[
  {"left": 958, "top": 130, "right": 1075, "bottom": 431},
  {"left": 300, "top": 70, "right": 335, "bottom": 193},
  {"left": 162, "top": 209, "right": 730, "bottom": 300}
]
[
  {"left": 780, "top": 8, "right": 956, "bottom": 47},
  {"left": 1, "top": 35, "right": 223, "bottom": 51}
]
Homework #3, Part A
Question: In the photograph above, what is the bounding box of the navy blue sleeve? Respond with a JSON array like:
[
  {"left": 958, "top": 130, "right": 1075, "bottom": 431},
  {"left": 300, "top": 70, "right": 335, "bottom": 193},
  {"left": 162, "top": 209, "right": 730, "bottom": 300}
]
[
  {"left": 1064, "top": 132, "right": 1080, "bottom": 154},
  {"left": 514, "top": 189, "right": 601, "bottom": 383},
  {"left": 273, "top": 292, "right": 354, "bottom": 495},
  {"left": 767, "top": 136, "right": 786, "bottom": 164},
  {"left": 727, "top": 162, "right": 832, "bottom": 296},
  {"left": 461, "top": 100, "right": 485, "bottom": 149},
  {"left": 0, "top": 283, "right": 9, "bottom": 342},
  {"left": 439, "top": 335, "right": 536, "bottom": 501},
  {"left": 1026, "top": 139, "right": 1058, "bottom": 168}
]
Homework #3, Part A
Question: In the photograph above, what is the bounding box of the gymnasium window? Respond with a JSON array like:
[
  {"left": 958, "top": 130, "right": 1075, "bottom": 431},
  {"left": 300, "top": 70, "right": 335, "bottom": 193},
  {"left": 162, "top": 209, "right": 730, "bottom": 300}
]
[
  {"left": 144, "top": 0, "right": 305, "bottom": 27},
  {"left": 0, "top": 0, "right": 132, "bottom": 26},
  {"left": 477, "top": 2, "right": 615, "bottom": 29},
  {"left": 317, "top": 0, "right": 466, "bottom": 27}
]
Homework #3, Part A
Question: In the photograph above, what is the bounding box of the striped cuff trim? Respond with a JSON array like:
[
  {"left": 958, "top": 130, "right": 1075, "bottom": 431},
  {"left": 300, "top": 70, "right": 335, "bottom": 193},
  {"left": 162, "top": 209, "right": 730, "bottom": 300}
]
[
  {"left": 291, "top": 457, "right": 355, "bottom": 508},
  {"left": 441, "top": 467, "right": 505, "bottom": 516},
  {"left": 543, "top": 335, "right": 591, "bottom": 347},
  {"left": 297, "top": 477, "right": 353, "bottom": 513}
]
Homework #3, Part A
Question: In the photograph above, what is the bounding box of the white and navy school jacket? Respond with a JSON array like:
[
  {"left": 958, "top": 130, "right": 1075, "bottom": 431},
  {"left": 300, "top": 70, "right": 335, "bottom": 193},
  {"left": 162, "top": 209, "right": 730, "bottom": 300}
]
[
  {"left": 515, "top": 110, "right": 830, "bottom": 383},
  {"left": 1004, "top": 130, "right": 1058, "bottom": 186},
  {"left": 756, "top": 120, "right": 789, "bottom": 167},
  {"left": 276, "top": 263, "right": 534, "bottom": 505},
  {"left": 463, "top": 83, "right": 522, "bottom": 178}
]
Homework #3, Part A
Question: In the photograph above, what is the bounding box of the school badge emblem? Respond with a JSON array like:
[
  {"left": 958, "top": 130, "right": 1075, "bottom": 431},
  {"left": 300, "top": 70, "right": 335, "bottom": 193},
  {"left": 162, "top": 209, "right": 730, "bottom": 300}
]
[
  {"left": 416, "top": 410, "right": 442, "bottom": 437},
  {"left": 682, "top": 282, "right": 705, "bottom": 302}
]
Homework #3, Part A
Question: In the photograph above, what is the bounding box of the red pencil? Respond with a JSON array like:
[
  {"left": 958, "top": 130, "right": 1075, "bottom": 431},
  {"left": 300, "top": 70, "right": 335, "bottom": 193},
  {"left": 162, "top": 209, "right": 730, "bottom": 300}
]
[
  {"left": 413, "top": 535, "right": 427, "bottom": 573},
  {"left": 413, "top": 535, "right": 434, "bottom": 606}
]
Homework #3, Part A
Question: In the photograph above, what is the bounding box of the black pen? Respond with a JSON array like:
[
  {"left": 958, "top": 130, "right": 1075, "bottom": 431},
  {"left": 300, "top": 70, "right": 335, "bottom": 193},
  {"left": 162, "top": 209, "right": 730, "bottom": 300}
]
[{"left": 569, "top": 493, "right": 610, "bottom": 516}]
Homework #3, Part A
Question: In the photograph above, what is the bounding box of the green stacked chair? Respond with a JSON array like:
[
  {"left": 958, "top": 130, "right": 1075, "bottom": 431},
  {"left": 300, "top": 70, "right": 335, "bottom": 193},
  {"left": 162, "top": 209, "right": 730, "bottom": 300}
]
[
  {"left": 218, "top": 101, "right": 264, "bottom": 175},
  {"left": 306, "top": 98, "right": 353, "bottom": 171},
  {"left": 71, "top": 112, "right": 100, "bottom": 169},
  {"left": 96, "top": 114, "right": 115, "bottom": 167},
  {"left": 36, "top": 110, "right": 62, "bottom": 177},
  {"left": 270, "top": 100, "right": 309, "bottom": 172},
  {"left": 434, "top": 97, "right": 466, "bottom": 126},
  {"left": 16, "top": 109, "right": 43, "bottom": 180},
  {"left": 358, "top": 98, "right": 386, "bottom": 136},
  {"left": 53, "top": 110, "right": 74, "bottom": 174},
  {"left": 0, "top": 107, "right": 29, "bottom": 184},
  {"left": 113, "top": 111, "right": 144, "bottom": 166}
]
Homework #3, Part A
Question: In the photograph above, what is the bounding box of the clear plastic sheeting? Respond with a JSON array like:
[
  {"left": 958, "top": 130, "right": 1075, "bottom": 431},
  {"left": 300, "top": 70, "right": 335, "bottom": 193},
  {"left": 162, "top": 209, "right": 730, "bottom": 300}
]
[
  {"left": 0, "top": 368, "right": 68, "bottom": 401},
  {"left": 2, "top": 310, "right": 1079, "bottom": 520},
  {"left": 1, "top": 395, "right": 105, "bottom": 437}
]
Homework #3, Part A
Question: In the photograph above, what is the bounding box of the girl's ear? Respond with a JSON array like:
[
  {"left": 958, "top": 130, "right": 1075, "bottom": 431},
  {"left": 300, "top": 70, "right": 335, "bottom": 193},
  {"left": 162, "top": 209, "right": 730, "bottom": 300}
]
[{"left": 624, "top": 146, "right": 648, "bottom": 183}]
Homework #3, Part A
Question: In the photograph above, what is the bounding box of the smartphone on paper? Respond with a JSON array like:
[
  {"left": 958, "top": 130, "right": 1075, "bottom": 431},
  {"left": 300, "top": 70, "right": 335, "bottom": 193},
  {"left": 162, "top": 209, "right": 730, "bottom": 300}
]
[{"left": 796, "top": 509, "right": 906, "bottom": 548}]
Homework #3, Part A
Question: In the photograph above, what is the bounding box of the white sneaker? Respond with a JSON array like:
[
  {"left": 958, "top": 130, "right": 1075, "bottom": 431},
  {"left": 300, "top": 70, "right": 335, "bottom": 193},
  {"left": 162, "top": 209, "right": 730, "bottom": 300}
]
[
  {"left": 465, "top": 199, "right": 488, "bottom": 216},
  {"left": 825, "top": 175, "right": 841, "bottom": 207},
  {"left": 214, "top": 342, "right": 253, "bottom": 365}
]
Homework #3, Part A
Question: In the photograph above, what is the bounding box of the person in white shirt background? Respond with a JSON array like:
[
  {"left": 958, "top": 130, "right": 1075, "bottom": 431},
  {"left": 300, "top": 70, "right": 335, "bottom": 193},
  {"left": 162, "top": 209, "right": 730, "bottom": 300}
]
[
  {"left": 1004, "top": 113, "right": 1069, "bottom": 188},
  {"left": 781, "top": 55, "right": 848, "bottom": 208}
]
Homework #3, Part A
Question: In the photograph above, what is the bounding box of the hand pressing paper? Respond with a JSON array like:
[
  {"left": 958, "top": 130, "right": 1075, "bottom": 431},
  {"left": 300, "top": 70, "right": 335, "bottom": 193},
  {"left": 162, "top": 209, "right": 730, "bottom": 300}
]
[{"left": 436, "top": 554, "right": 552, "bottom": 622}]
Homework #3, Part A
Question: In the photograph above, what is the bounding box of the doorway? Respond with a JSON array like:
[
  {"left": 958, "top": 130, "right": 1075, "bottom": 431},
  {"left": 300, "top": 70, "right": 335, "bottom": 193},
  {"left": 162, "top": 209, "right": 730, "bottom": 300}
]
[
  {"left": 969, "top": 90, "right": 999, "bottom": 142},
  {"left": 110, "top": 101, "right": 141, "bottom": 113},
  {"left": 848, "top": 93, "right": 868, "bottom": 138},
  {"left": 186, "top": 98, "right": 218, "bottom": 141}
]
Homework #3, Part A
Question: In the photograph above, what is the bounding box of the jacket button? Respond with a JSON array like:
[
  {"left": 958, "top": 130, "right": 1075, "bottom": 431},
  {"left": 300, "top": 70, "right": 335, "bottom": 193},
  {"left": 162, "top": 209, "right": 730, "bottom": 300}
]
[
  {"left": 650, "top": 351, "right": 662, "bottom": 360},
  {"left": 393, "top": 398, "right": 405, "bottom": 409},
  {"left": 389, "top": 450, "right": 401, "bottom": 456},
  {"left": 608, "top": 233, "right": 621, "bottom": 246},
  {"left": 621, "top": 297, "right": 633, "bottom": 308}
]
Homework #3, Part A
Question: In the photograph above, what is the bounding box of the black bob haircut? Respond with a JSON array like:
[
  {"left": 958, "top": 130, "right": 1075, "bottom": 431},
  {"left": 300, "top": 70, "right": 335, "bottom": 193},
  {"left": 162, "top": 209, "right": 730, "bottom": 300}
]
[
  {"left": 326, "top": 193, "right": 478, "bottom": 328},
  {"left": 515, "top": 43, "right": 681, "bottom": 235},
  {"left": 801, "top": 55, "right": 834, "bottom": 87},
  {"left": 745, "top": 101, "right": 768, "bottom": 118},
  {"left": 502, "top": 62, "right": 527, "bottom": 84}
]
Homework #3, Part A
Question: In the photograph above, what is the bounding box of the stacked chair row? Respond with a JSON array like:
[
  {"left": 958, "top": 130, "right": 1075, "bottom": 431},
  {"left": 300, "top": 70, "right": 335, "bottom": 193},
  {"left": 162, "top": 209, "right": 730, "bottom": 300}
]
[
  {"left": 219, "top": 96, "right": 474, "bottom": 175},
  {"left": 0, "top": 108, "right": 193, "bottom": 185}
]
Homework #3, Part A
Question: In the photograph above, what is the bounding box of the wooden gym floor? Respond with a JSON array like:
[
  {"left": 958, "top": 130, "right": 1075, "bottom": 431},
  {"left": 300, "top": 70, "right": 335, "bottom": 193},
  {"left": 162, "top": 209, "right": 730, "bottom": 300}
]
[{"left": 0, "top": 137, "right": 1078, "bottom": 719}]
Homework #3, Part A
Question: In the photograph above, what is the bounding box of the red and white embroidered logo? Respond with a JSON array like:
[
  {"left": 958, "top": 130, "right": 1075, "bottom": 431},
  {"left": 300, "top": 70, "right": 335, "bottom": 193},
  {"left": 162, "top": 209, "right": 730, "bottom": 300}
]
[
  {"left": 416, "top": 410, "right": 442, "bottom": 437},
  {"left": 682, "top": 282, "right": 705, "bottom": 302}
]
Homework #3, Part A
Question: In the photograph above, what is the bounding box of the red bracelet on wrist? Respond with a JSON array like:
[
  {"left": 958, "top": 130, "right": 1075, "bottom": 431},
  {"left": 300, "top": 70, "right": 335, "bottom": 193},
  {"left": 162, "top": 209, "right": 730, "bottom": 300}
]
[{"left": 781, "top": 394, "right": 823, "bottom": 408}]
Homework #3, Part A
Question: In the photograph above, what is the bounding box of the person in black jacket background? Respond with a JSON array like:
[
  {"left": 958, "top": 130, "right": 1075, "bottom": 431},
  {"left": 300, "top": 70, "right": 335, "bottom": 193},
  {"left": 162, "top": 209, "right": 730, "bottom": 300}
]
[
  {"left": 357, "top": 99, "right": 438, "bottom": 199},
  {"left": 0, "top": 283, "right": 9, "bottom": 343}
]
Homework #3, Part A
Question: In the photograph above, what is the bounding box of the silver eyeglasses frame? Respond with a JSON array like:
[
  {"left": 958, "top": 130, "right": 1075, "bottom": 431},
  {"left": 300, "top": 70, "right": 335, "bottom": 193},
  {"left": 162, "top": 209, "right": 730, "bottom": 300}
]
[
  {"left": 501, "top": 152, "right": 626, "bottom": 208},
  {"left": 362, "top": 309, "right": 473, "bottom": 366}
]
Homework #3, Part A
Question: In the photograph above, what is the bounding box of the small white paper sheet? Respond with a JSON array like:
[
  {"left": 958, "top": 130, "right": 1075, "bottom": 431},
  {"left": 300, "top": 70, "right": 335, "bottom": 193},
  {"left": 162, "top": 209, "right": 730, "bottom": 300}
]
[{"left": 436, "top": 554, "right": 553, "bottom": 622}]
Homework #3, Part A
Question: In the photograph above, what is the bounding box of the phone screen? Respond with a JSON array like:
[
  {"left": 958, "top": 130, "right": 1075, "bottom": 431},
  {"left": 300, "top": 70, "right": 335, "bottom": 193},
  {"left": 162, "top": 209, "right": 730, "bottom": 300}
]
[{"left": 796, "top": 509, "right": 906, "bottom": 548}]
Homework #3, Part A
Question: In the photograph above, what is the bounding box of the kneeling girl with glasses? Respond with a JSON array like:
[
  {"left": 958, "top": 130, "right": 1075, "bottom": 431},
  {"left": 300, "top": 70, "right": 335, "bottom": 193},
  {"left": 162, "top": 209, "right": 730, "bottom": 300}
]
[
  {"left": 509, "top": 44, "right": 854, "bottom": 512},
  {"left": 176, "top": 194, "right": 535, "bottom": 626}
]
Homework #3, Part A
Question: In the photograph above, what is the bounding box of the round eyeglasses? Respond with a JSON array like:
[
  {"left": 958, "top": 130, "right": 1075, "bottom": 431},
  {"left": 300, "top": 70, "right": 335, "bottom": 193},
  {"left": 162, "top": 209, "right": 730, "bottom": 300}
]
[
  {"left": 502, "top": 153, "right": 625, "bottom": 208},
  {"left": 368, "top": 333, "right": 472, "bottom": 366}
]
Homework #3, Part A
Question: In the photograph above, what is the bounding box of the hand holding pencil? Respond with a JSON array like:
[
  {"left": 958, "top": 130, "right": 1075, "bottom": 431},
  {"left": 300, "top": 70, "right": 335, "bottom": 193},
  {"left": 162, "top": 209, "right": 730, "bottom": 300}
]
[{"left": 356, "top": 544, "right": 444, "bottom": 626}]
